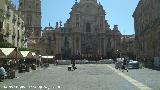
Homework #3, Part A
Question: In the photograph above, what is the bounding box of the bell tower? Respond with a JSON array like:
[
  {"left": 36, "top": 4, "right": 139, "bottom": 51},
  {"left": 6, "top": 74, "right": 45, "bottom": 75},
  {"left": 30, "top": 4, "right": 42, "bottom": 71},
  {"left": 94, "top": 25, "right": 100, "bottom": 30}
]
[
  {"left": 19, "top": 0, "right": 41, "bottom": 38},
  {"left": 19, "top": 0, "right": 41, "bottom": 49}
]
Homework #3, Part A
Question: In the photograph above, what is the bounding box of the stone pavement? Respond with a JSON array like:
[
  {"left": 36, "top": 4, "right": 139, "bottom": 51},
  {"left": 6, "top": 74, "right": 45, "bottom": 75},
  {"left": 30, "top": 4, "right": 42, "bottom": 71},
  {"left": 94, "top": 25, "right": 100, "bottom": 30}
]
[{"left": 0, "top": 64, "right": 159, "bottom": 90}]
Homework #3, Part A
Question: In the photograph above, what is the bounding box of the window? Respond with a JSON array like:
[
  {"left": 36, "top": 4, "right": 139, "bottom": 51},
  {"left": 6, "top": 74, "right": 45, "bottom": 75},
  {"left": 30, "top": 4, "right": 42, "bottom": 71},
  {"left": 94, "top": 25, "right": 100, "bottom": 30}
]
[
  {"left": 76, "top": 22, "right": 80, "bottom": 27},
  {"left": 17, "top": 30, "right": 20, "bottom": 40},
  {"left": 158, "top": 32, "right": 160, "bottom": 40},
  {"left": 100, "top": 15, "right": 104, "bottom": 28},
  {"left": 158, "top": 32, "right": 160, "bottom": 46},
  {"left": 75, "top": 13, "right": 80, "bottom": 28},
  {"left": 86, "top": 23, "right": 91, "bottom": 32},
  {"left": 27, "top": 15, "right": 32, "bottom": 25},
  {"left": 6, "top": 23, "right": 9, "bottom": 34},
  {"left": 0, "top": 21, "right": 3, "bottom": 32},
  {"left": 51, "top": 50, "right": 53, "bottom": 54},
  {"left": 76, "top": 37, "right": 79, "bottom": 50}
]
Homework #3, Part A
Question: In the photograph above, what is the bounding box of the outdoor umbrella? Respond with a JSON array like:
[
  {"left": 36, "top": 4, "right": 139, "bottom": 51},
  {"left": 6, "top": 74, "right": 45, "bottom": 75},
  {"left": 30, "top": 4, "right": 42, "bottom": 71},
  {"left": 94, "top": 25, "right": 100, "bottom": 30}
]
[
  {"left": 0, "top": 48, "right": 15, "bottom": 56},
  {"left": 20, "top": 51, "right": 30, "bottom": 58},
  {"left": 8, "top": 50, "right": 23, "bottom": 59},
  {"left": 26, "top": 52, "right": 34, "bottom": 59}
]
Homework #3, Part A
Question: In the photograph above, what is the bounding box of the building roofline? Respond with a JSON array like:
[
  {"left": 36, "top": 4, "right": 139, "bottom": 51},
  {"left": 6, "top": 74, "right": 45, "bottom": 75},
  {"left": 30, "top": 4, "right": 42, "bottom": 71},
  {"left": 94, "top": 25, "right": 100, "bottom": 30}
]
[{"left": 132, "top": 0, "right": 143, "bottom": 17}]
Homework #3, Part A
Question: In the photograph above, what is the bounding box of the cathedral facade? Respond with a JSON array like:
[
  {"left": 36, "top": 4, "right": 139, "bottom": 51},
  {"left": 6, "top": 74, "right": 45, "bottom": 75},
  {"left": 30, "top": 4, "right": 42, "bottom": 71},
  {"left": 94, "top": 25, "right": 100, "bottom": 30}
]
[{"left": 41, "top": 0, "right": 121, "bottom": 59}]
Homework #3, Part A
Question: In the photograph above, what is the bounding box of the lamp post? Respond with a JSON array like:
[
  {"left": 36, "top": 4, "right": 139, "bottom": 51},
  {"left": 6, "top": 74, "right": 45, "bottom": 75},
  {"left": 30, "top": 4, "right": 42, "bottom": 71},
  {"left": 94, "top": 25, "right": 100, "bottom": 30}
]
[
  {"left": 116, "top": 50, "right": 119, "bottom": 59},
  {"left": 32, "top": 52, "right": 36, "bottom": 65}
]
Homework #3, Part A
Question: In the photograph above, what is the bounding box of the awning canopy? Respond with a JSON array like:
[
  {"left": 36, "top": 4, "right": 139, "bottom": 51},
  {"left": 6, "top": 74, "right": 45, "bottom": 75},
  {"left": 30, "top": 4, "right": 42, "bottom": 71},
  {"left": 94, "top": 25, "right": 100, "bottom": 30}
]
[
  {"left": 42, "top": 56, "right": 54, "bottom": 59},
  {"left": 26, "top": 52, "right": 34, "bottom": 58},
  {"left": 8, "top": 50, "right": 23, "bottom": 59},
  {"left": 0, "top": 48, "right": 15, "bottom": 56},
  {"left": 20, "top": 51, "right": 30, "bottom": 57},
  {"left": 0, "top": 50, "right": 5, "bottom": 58}
]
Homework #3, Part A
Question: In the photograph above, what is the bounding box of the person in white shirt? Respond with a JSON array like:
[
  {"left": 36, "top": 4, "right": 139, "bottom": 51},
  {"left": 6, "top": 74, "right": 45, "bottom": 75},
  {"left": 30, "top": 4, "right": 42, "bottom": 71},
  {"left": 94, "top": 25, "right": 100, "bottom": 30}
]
[{"left": 0, "top": 65, "right": 7, "bottom": 81}]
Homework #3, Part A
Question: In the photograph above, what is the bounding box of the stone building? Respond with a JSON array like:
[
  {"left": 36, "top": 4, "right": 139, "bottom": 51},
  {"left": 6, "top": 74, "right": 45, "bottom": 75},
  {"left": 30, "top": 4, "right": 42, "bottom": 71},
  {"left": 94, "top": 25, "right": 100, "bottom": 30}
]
[
  {"left": 0, "top": 0, "right": 6, "bottom": 41},
  {"left": 121, "top": 34, "right": 136, "bottom": 58},
  {"left": 18, "top": 0, "right": 41, "bottom": 49},
  {"left": 41, "top": 0, "right": 121, "bottom": 59},
  {"left": 0, "top": 0, "right": 26, "bottom": 48},
  {"left": 133, "top": 0, "right": 160, "bottom": 58}
]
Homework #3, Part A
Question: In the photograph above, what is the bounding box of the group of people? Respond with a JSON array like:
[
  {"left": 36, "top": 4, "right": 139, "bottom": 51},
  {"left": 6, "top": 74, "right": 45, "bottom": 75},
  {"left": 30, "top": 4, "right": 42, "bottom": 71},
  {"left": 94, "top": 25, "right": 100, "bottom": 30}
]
[
  {"left": 121, "top": 59, "right": 128, "bottom": 72},
  {"left": 115, "top": 58, "right": 128, "bottom": 72}
]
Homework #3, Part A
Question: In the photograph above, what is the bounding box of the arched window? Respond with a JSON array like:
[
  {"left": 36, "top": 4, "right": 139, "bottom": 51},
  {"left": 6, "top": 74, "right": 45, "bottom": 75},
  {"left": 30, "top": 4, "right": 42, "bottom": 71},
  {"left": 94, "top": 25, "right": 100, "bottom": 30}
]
[
  {"left": 27, "top": 15, "right": 32, "bottom": 25},
  {"left": 64, "top": 37, "right": 69, "bottom": 47},
  {"left": 76, "top": 37, "right": 79, "bottom": 50},
  {"left": 86, "top": 23, "right": 91, "bottom": 32}
]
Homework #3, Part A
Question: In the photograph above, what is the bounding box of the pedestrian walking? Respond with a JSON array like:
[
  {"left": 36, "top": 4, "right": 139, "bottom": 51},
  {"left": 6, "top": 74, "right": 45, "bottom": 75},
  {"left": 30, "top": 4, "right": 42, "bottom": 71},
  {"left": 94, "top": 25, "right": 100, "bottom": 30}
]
[
  {"left": 122, "top": 58, "right": 128, "bottom": 72},
  {"left": 71, "top": 55, "right": 77, "bottom": 70},
  {"left": 54, "top": 59, "right": 58, "bottom": 66},
  {"left": 117, "top": 60, "right": 123, "bottom": 70},
  {"left": 139, "top": 57, "right": 145, "bottom": 69}
]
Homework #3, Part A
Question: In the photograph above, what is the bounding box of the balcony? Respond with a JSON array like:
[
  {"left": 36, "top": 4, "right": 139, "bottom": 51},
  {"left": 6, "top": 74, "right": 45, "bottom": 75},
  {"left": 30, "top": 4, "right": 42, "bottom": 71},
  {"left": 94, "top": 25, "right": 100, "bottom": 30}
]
[
  {"left": 12, "top": 15, "right": 17, "bottom": 23},
  {"left": 6, "top": 11, "right": 11, "bottom": 17},
  {"left": 17, "top": 20, "right": 21, "bottom": 26},
  {"left": 6, "top": 31, "right": 10, "bottom": 36},
  {"left": 21, "top": 38, "right": 24, "bottom": 42},
  {"left": 0, "top": 8, "right": 5, "bottom": 20},
  {"left": 12, "top": 33, "right": 16, "bottom": 39},
  {"left": 21, "top": 22, "right": 24, "bottom": 29}
]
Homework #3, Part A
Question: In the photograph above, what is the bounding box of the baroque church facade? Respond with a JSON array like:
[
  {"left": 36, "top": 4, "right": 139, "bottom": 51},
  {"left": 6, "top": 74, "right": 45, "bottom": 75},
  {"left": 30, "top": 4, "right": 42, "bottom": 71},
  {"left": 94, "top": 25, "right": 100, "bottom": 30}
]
[{"left": 40, "top": 0, "right": 122, "bottom": 59}]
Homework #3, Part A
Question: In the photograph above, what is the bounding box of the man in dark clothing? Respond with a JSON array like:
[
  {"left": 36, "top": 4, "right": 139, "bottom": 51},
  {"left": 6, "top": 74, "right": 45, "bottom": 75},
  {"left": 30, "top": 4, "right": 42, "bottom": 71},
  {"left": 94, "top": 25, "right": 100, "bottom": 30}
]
[
  {"left": 71, "top": 55, "right": 77, "bottom": 70},
  {"left": 122, "top": 58, "right": 128, "bottom": 72}
]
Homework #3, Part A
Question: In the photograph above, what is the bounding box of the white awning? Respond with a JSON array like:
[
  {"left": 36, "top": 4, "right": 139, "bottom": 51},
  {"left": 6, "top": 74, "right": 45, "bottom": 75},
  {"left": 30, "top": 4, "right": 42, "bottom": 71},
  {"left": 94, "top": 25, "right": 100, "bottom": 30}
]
[
  {"left": 42, "top": 56, "right": 48, "bottom": 58},
  {"left": 42, "top": 56, "right": 54, "bottom": 59},
  {"left": 48, "top": 56, "right": 54, "bottom": 58},
  {"left": 32, "top": 52, "right": 36, "bottom": 56},
  {"left": 20, "top": 51, "right": 30, "bottom": 57},
  {"left": 0, "top": 48, "right": 15, "bottom": 56}
]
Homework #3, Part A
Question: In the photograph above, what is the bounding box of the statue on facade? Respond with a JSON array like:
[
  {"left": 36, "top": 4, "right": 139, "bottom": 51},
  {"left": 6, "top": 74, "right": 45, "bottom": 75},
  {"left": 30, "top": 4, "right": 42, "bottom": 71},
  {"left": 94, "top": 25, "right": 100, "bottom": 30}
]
[
  {"left": 56, "top": 22, "right": 58, "bottom": 28},
  {"left": 59, "top": 21, "right": 62, "bottom": 27},
  {"left": 113, "top": 25, "right": 119, "bottom": 31},
  {"left": 75, "top": 0, "right": 78, "bottom": 3}
]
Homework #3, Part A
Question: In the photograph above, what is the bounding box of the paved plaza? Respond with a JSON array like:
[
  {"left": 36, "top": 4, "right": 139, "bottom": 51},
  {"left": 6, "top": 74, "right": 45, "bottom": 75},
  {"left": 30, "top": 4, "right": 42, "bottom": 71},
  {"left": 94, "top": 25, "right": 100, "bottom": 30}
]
[{"left": 0, "top": 64, "right": 160, "bottom": 90}]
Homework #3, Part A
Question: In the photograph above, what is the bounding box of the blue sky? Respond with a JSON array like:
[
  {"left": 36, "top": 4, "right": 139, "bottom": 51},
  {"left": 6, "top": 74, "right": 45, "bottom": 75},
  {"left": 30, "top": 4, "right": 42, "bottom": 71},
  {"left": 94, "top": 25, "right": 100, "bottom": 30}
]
[{"left": 12, "top": 0, "right": 140, "bottom": 35}]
